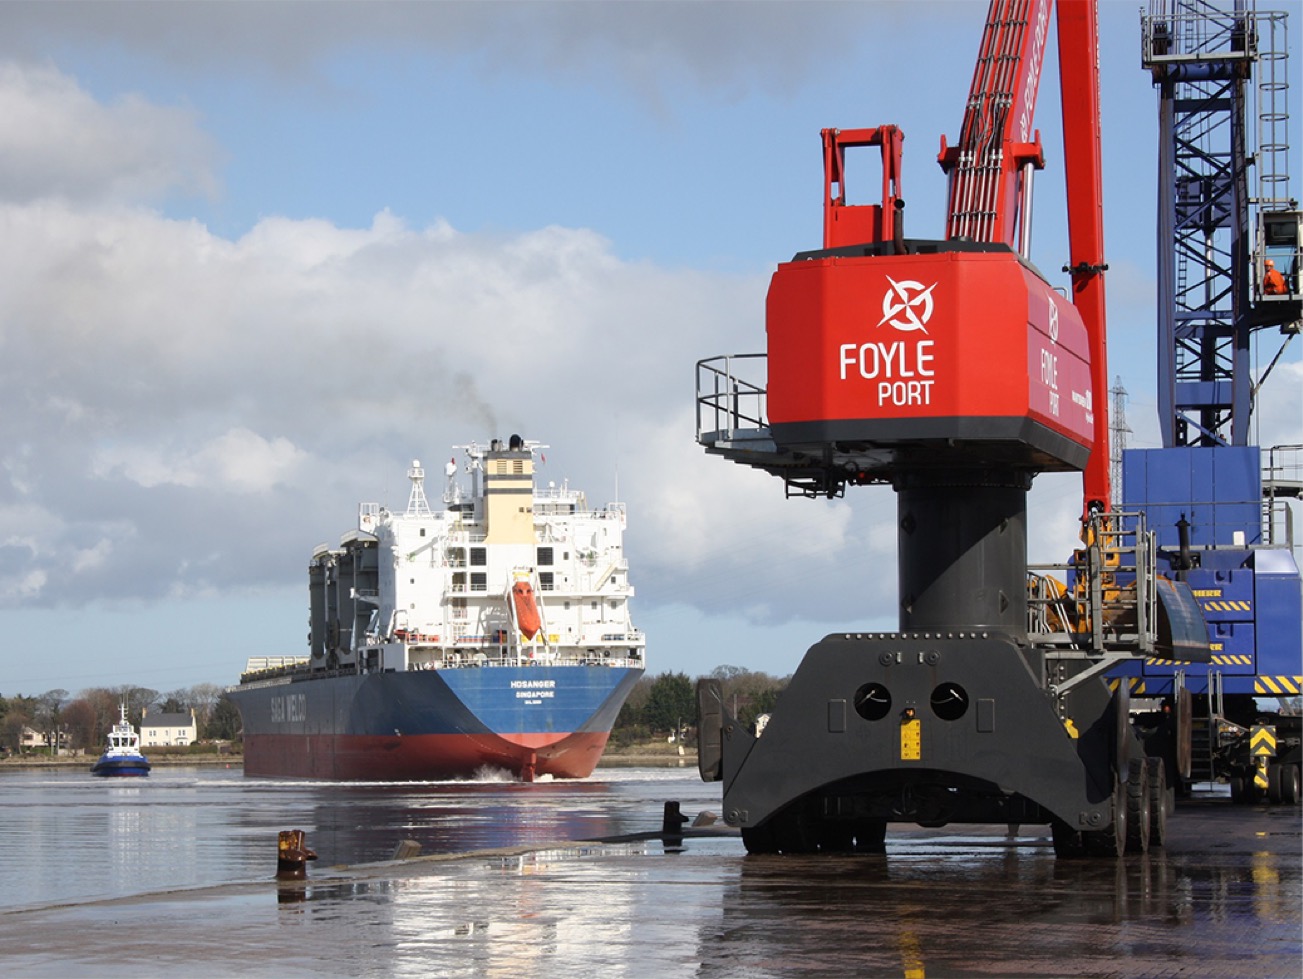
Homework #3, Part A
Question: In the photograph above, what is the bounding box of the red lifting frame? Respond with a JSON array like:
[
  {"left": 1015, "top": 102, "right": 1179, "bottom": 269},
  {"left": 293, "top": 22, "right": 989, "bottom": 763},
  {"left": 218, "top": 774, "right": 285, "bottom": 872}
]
[{"left": 822, "top": 125, "right": 904, "bottom": 250}]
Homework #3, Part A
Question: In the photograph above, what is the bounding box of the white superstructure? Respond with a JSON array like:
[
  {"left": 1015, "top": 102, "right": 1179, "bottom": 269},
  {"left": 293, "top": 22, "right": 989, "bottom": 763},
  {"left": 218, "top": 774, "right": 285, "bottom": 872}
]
[{"left": 298, "top": 436, "right": 644, "bottom": 677}]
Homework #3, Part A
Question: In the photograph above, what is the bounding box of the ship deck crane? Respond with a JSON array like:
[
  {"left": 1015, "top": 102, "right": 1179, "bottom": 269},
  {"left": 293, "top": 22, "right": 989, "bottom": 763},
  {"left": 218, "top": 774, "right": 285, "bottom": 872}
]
[{"left": 694, "top": 0, "right": 1210, "bottom": 857}]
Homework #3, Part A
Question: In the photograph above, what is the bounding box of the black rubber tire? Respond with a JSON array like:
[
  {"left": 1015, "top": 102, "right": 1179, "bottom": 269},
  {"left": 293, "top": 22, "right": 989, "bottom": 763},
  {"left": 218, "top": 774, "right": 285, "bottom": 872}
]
[
  {"left": 1175, "top": 687, "right": 1193, "bottom": 780},
  {"left": 1051, "top": 818, "right": 1086, "bottom": 859},
  {"left": 1267, "top": 762, "right": 1283, "bottom": 804},
  {"left": 1085, "top": 776, "right": 1128, "bottom": 858},
  {"left": 1281, "top": 765, "right": 1301, "bottom": 806},
  {"left": 1126, "top": 758, "right": 1151, "bottom": 854},
  {"left": 1229, "top": 774, "right": 1248, "bottom": 803},
  {"left": 1147, "top": 756, "right": 1169, "bottom": 848}
]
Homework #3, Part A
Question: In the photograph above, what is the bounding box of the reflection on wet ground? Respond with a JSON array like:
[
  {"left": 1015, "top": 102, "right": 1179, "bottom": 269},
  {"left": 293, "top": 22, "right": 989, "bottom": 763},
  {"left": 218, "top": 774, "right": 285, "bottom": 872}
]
[{"left": 0, "top": 798, "right": 1297, "bottom": 978}]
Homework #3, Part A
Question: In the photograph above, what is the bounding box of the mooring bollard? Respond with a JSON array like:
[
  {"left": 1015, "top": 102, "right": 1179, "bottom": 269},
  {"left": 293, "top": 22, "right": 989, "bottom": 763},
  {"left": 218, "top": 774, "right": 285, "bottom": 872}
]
[
  {"left": 276, "top": 829, "right": 318, "bottom": 880},
  {"left": 662, "top": 800, "right": 690, "bottom": 838}
]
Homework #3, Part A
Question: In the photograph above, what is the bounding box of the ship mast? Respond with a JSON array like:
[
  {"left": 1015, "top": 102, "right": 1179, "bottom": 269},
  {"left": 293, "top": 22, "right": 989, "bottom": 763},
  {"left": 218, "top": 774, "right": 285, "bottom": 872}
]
[{"left": 406, "top": 460, "right": 432, "bottom": 517}]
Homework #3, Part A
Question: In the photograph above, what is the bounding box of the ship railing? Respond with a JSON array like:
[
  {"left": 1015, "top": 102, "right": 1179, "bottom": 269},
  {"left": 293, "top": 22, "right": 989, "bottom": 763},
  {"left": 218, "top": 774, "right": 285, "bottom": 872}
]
[
  {"left": 430, "top": 650, "right": 643, "bottom": 670},
  {"left": 239, "top": 656, "right": 311, "bottom": 682},
  {"left": 237, "top": 657, "right": 364, "bottom": 685},
  {"left": 443, "top": 530, "right": 490, "bottom": 544},
  {"left": 244, "top": 655, "right": 311, "bottom": 673}
]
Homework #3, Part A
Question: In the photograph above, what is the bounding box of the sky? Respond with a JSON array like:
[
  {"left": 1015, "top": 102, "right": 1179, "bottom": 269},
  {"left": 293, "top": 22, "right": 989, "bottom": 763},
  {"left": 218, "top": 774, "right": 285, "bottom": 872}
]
[{"left": 2, "top": 1, "right": 1299, "bottom": 698}]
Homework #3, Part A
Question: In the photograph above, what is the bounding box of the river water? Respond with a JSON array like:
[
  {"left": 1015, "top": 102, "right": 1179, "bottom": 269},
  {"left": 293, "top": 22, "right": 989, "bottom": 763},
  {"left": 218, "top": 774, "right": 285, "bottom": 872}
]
[
  {"left": 0, "top": 762, "right": 715, "bottom": 912},
  {"left": 2, "top": 766, "right": 1299, "bottom": 978}
]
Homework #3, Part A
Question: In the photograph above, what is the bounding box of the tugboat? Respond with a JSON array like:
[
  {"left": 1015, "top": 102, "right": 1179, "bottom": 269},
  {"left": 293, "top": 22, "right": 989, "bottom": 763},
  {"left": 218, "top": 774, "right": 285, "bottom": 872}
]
[{"left": 90, "top": 704, "right": 151, "bottom": 777}]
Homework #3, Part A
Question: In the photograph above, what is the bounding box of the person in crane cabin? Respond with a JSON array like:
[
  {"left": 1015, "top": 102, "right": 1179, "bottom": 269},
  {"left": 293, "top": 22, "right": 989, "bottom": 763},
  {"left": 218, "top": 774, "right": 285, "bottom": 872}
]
[{"left": 1262, "top": 258, "right": 1287, "bottom": 295}]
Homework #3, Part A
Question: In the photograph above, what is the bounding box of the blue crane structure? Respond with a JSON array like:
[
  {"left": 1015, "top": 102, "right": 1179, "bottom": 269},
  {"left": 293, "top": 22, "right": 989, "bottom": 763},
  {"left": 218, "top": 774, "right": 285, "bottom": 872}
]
[{"left": 1115, "top": 0, "right": 1301, "bottom": 803}]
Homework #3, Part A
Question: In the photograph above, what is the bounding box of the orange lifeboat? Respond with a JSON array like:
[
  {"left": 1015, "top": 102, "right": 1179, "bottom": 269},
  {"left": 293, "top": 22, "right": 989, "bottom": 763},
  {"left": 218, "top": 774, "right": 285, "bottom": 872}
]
[{"left": 512, "top": 581, "right": 542, "bottom": 640}]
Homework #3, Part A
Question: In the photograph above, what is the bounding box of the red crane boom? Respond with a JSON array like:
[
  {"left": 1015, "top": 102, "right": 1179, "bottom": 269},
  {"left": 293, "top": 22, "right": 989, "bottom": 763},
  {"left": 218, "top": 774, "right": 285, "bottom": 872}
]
[{"left": 940, "top": 0, "right": 1050, "bottom": 250}]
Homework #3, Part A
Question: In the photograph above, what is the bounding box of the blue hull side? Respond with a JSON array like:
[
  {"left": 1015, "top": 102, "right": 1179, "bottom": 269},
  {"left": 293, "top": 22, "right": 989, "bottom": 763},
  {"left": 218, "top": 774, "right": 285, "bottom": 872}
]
[
  {"left": 231, "top": 665, "right": 643, "bottom": 780},
  {"left": 91, "top": 756, "right": 151, "bottom": 777}
]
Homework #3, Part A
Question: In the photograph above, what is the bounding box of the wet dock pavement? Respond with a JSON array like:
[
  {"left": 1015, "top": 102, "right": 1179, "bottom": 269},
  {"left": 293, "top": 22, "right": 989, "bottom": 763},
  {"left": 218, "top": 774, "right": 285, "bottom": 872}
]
[{"left": 1, "top": 796, "right": 1298, "bottom": 978}]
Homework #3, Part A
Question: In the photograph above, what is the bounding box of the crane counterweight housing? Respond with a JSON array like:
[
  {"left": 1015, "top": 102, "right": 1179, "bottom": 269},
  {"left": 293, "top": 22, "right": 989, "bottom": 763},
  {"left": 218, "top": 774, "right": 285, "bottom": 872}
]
[{"left": 766, "top": 242, "right": 1095, "bottom": 475}]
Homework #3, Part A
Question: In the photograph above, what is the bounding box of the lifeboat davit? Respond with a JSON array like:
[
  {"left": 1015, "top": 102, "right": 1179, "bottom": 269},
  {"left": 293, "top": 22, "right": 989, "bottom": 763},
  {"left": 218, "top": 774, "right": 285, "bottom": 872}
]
[{"left": 512, "top": 581, "right": 542, "bottom": 639}]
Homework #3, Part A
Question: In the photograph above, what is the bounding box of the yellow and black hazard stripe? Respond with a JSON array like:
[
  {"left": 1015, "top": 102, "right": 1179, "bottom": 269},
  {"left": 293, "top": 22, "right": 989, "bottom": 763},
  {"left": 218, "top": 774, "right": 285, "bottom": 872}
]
[
  {"left": 1250, "top": 726, "right": 1277, "bottom": 757},
  {"left": 1201, "top": 600, "right": 1252, "bottom": 612},
  {"left": 1254, "top": 675, "right": 1303, "bottom": 696},
  {"left": 1209, "top": 654, "right": 1253, "bottom": 666}
]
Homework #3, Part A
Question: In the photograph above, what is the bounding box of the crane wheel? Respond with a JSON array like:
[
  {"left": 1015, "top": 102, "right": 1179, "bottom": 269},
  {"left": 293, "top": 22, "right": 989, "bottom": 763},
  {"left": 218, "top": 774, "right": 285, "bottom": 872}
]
[
  {"left": 1125, "top": 758, "right": 1151, "bottom": 854},
  {"left": 1147, "top": 756, "right": 1169, "bottom": 848},
  {"left": 1280, "top": 765, "right": 1301, "bottom": 806},
  {"left": 1266, "top": 762, "right": 1283, "bottom": 804},
  {"left": 1085, "top": 774, "right": 1128, "bottom": 858}
]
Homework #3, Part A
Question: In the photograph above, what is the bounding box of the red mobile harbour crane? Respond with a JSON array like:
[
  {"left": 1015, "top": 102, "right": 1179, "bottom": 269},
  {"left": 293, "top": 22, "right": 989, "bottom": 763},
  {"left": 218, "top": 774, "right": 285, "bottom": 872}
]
[{"left": 694, "top": 0, "right": 1211, "bottom": 857}]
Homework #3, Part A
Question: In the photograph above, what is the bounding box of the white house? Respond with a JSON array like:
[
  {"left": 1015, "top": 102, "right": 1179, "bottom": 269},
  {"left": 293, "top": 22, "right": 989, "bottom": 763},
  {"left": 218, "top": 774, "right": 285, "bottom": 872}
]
[{"left": 140, "top": 708, "right": 197, "bottom": 747}]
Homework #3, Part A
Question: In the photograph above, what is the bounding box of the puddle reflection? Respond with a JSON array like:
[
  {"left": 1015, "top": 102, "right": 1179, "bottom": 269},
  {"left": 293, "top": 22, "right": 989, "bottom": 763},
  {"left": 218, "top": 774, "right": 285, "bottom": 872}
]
[{"left": 696, "top": 835, "right": 1300, "bottom": 978}]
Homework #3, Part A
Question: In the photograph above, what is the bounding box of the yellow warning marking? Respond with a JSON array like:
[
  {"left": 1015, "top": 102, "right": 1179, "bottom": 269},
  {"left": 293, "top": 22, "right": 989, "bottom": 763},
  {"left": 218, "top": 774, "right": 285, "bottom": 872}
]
[
  {"left": 901, "top": 718, "right": 921, "bottom": 761},
  {"left": 1256, "top": 676, "right": 1302, "bottom": 695},
  {"left": 1254, "top": 759, "right": 1270, "bottom": 790},
  {"left": 1203, "top": 600, "right": 1253, "bottom": 612},
  {"left": 1210, "top": 654, "right": 1252, "bottom": 665},
  {"left": 898, "top": 930, "right": 925, "bottom": 979},
  {"left": 1191, "top": 589, "right": 1221, "bottom": 597},
  {"left": 1250, "top": 726, "right": 1277, "bottom": 758}
]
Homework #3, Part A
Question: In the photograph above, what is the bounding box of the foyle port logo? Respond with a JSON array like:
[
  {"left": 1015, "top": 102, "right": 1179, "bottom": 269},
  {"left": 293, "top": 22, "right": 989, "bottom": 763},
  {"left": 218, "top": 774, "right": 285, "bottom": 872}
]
[
  {"left": 838, "top": 273, "right": 938, "bottom": 406},
  {"left": 877, "top": 276, "right": 937, "bottom": 333}
]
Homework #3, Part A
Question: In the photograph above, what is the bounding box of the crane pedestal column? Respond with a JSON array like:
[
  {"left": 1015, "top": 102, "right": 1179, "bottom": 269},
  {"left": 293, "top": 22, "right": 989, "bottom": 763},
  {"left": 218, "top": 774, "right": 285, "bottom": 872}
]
[{"left": 896, "top": 469, "right": 1030, "bottom": 639}]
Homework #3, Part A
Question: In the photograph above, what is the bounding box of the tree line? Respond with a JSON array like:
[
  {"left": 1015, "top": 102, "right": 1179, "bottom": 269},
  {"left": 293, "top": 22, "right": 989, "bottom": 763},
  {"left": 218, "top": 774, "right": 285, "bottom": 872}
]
[
  {"left": 0, "top": 685, "right": 242, "bottom": 756},
  {"left": 611, "top": 666, "right": 788, "bottom": 746}
]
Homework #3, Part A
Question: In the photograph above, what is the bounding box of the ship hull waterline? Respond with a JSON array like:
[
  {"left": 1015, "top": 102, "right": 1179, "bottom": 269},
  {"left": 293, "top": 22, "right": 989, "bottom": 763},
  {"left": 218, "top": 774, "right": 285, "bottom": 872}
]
[
  {"left": 90, "top": 758, "right": 151, "bottom": 777},
  {"left": 230, "top": 664, "right": 643, "bottom": 781}
]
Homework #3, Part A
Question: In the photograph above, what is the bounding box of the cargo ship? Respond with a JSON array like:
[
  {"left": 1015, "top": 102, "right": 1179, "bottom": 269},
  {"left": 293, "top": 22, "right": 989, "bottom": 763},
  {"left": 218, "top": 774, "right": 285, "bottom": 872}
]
[{"left": 229, "top": 436, "right": 645, "bottom": 780}]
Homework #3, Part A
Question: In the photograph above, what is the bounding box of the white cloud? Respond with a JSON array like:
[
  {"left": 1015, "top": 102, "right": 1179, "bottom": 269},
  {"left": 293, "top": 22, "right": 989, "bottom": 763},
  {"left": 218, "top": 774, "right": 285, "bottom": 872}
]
[
  {"left": 0, "top": 568, "right": 47, "bottom": 603},
  {"left": 0, "top": 62, "right": 219, "bottom": 204},
  {"left": 0, "top": 61, "right": 865, "bottom": 619},
  {"left": 71, "top": 538, "right": 113, "bottom": 573},
  {"left": 0, "top": 129, "right": 901, "bottom": 627},
  {"left": 91, "top": 429, "right": 307, "bottom": 494}
]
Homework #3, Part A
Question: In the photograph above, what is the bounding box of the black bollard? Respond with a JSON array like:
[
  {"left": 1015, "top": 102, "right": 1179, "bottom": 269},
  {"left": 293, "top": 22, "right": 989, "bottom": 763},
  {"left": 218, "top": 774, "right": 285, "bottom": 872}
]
[
  {"left": 276, "top": 829, "right": 318, "bottom": 880},
  {"left": 662, "top": 800, "right": 690, "bottom": 838}
]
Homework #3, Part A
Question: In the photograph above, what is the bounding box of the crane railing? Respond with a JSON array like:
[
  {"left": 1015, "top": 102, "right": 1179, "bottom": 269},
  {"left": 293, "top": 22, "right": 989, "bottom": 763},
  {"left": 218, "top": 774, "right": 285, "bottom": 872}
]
[{"left": 695, "top": 354, "right": 768, "bottom": 444}]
